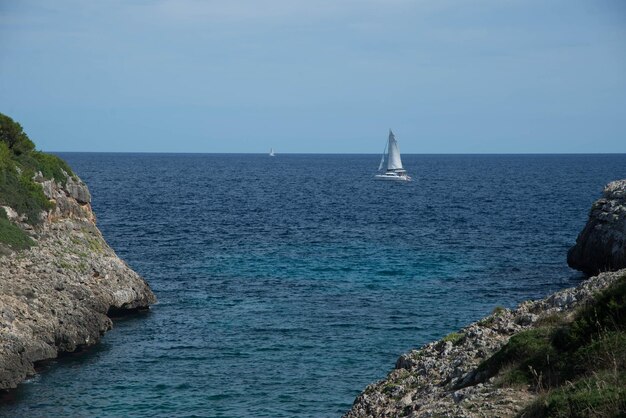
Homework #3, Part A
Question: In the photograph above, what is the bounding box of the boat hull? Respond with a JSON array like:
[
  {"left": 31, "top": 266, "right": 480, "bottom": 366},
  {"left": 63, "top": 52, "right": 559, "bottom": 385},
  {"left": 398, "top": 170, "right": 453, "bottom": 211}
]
[{"left": 374, "top": 174, "right": 411, "bottom": 181}]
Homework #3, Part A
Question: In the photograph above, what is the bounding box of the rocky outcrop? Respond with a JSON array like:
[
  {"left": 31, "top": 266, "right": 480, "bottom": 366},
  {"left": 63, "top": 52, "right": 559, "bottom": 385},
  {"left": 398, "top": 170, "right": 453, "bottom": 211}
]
[
  {"left": 0, "top": 173, "right": 156, "bottom": 390},
  {"left": 346, "top": 180, "right": 626, "bottom": 417},
  {"left": 344, "top": 269, "right": 626, "bottom": 418},
  {"left": 568, "top": 179, "right": 626, "bottom": 275}
]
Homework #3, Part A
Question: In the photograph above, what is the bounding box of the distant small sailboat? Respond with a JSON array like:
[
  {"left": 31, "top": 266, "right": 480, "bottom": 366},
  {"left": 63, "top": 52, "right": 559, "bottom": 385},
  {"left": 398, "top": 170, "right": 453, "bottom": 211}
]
[
  {"left": 269, "top": 148, "right": 275, "bottom": 157},
  {"left": 375, "top": 130, "right": 411, "bottom": 181}
]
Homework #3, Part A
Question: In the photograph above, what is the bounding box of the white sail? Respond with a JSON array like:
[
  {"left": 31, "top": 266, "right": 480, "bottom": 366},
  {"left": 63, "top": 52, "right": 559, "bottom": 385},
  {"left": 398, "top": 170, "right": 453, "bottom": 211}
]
[
  {"left": 374, "top": 130, "right": 411, "bottom": 181},
  {"left": 269, "top": 148, "right": 275, "bottom": 156},
  {"left": 377, "top": 141, "right": 386, "bottom": 171},
  {"left": 386, "top": 130, "right": 403, "bottom": 170}
]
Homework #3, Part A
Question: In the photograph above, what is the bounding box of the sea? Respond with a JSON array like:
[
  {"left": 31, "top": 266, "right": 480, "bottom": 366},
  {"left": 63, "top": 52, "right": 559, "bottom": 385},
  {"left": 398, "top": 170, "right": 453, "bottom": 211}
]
[{"left": 2, "top": 153, "right": 626, "bottom": 417}]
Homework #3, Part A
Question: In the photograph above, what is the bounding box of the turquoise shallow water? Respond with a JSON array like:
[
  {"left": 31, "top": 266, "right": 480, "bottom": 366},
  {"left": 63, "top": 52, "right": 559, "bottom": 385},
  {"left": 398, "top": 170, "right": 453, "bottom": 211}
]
[{"left": 2, "top": 154, "right": 626, "bottom": 417}]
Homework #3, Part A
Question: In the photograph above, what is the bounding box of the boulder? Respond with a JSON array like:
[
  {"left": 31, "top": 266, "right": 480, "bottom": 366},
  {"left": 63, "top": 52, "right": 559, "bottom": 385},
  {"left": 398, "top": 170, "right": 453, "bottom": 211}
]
[{"left": 567, "top": 179, "right": 626, "bottom": 275}]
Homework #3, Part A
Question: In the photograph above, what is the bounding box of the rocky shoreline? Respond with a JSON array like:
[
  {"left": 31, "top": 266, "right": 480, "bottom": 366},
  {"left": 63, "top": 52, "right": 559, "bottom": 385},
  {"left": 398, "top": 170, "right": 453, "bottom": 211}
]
[
  {"left": 344, "top": 268, "right": 625, "bottom": 417},
  {"left": 0, "top": 172, "right": 156, "bottom": 390},
  {"left": 345, "top": 179, "right": 626, "bottom": 417}
]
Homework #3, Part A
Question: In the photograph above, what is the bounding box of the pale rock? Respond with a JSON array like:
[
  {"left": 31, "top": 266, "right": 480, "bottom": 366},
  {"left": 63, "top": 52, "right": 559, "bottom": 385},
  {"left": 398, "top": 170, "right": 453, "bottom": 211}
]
[{"left": 0, "top": 170, "right": 156, "bottom": 390}]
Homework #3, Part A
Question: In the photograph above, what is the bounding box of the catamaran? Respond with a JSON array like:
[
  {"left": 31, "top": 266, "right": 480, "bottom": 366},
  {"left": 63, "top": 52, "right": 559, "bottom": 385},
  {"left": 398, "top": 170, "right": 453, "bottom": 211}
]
[
  {"left": 269, "top": 148, "right": 275, "bottom": 157},
  {"left": 375, "top": 130, "right": 411, "bottom": 181}
]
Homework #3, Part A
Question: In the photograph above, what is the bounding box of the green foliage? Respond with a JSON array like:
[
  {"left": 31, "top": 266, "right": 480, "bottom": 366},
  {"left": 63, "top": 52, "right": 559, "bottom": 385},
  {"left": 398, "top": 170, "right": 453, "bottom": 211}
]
[
  {"left": 521, "top": 371, "right": 626, "bottom": 418},
  {"left": 534, "top": 312, "right": 568, "bottom": 328},
  {"left": 573, "top": 331, "right": 626, "bottom": 373},
  {"left": 553, "top": 278, "right": 626, "bottom": 352},
  {"left": 0, "top": 113, "right": 35, "bottom": 156},
  {"left": 0, "top": 208, "right": 34, "bottom": 251},
  {"left": 483, "top": 276, "right": 626, "bottom": 391},
  {"left": 0, "top": 167, "right": 52, "bottom": 224},
  {"left": 467, "top": 275, "right": 626, "bottom": 416},
  {"left": 478, "top": 327, "right": 564, "bottom": 388},
  {"left": 496, "top": 367, "right": 530, "bottom": 387},
  {"left": 442, "top": 332, "right": 465, "bottom": 345},
  {"left": 0, "top": 112, "right": 75, "bottom": 230},
  {"left": 0, "top": 141, "right": 11, "bottom": 177},
  {"left": 20, "top": 150, "right": 74, "bottom": 184}
]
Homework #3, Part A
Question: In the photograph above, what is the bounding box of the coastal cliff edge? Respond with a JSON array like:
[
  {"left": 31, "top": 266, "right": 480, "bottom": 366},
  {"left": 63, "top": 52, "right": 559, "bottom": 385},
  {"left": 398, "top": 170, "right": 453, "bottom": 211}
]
[
  {"left": 0, "top": 127, "right": 156, "bottom": 390},
  {"left": 345, "top": 180, "right": 626, "bottom": 417}
]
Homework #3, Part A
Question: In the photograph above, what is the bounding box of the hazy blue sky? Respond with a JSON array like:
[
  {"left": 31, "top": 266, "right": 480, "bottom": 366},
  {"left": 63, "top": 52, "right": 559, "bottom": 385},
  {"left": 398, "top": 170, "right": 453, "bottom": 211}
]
[{"left": 1, "top": 0, "right": 625, "bottom": 153}]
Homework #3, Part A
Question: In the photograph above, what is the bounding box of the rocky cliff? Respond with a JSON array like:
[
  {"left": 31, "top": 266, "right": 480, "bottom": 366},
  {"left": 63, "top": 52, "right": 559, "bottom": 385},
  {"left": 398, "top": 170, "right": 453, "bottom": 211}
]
[
  {"left": 344, "top": 269, "right": 625, "bottom": 418},
  {"left": 568, "top": 179, "right": 626, "bottom": 275},
  {"left": 345, "top": 180, "right": 626, "bottom": 417},
  {"left": 0, "top": 172, "right": 156, "bottom": 390}
]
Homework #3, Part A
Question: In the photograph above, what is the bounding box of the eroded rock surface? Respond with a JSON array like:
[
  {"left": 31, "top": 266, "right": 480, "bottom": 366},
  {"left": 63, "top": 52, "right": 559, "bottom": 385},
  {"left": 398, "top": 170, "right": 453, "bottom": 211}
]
[
  {"left": 0, "top": 173, "right": 156, "bottom": 390},
  {"left": 344, "top": 269, "right": 625, "bottom": 418},
  {"left": 568, "top": 179, "right": 626, "bottom": 275}
]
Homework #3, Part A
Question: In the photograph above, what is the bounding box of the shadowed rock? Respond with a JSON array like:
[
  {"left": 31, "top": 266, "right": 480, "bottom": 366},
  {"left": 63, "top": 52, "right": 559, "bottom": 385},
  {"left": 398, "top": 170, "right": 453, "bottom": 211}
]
[{"left": 567, "top": 179, "right": 626, "bottom": 275}]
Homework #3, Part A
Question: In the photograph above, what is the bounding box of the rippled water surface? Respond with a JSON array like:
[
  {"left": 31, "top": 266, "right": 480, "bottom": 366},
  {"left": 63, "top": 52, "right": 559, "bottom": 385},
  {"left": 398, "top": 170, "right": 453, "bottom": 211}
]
[{"left": 3, "top": 154, "right": 626, "bottom": 417}]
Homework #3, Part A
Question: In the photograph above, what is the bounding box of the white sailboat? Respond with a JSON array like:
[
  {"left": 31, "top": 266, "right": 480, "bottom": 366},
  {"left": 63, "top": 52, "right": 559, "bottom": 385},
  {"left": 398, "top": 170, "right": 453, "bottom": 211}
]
[
  {"left": 375, "top": 130, "right": 411, "bottom": 181},
  {"left": 269, "top": 148, "right": 275, "bottom": 157}
]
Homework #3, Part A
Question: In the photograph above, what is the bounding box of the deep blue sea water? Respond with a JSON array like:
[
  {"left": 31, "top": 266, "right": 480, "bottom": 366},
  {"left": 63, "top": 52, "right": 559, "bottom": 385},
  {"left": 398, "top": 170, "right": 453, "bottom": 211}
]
[{"left": 2, "top": 154, "right": 626, "bottom": 417}]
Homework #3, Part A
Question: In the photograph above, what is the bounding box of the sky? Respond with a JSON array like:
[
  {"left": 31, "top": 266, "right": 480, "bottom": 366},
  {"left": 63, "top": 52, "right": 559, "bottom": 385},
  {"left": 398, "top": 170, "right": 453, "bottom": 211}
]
[{"left": 0, "top": 0, "right": 625, "bottom": 153}]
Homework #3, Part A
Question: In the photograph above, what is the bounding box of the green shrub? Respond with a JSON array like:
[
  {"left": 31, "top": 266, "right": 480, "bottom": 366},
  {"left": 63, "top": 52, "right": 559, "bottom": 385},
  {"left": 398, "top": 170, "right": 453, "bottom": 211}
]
[
  {"left": 0, "top": 208, "right": 34, "bottom": 250},
  {"left": 520, "top": 371, "right": 626, "bottom": 418},
  {"left": 534, "top": 312, "right": 568, "bottom": 328},
  {"left": 495, "top": 367, "right": 530, "bottom": 387},
  {"left": 471, "top": 274, "right": 626, "bottom": 413},
  {"left": 476, "top": 327, "right": 565, "bottom": 388},
  {"left": 0, "top": 168, "right": 52, "bottom": 224},
  {"left": 573, "top": 331, "right": 626, "bottom": 374},
  {"left": 18, "top": 150, "right": 73, "bottom": 184},
  {"left": 0, "top": 112, "right": 75, "bottom": 229},
  {"left": 0, "top": 113, "right": 35, "bottom": 156},
  {"left": 553, "top": 278, "right": 626, "bottom": 353},
  {"left": 0, "top": 141, "right": 11, "bottom": 175}
]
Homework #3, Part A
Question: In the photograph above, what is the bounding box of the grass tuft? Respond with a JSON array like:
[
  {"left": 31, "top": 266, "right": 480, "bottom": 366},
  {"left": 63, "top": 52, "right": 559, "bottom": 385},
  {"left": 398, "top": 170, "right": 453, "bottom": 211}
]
[{"left": 442, "top": 332, "right": 465, "bottom": 345}]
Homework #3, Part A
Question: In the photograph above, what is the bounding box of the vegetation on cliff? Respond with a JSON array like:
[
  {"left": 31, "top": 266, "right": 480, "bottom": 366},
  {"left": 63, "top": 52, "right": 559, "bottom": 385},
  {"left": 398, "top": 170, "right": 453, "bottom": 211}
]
[
  {"left": 0, "top": 208, "right": 33, "bottom": 251},
  {"left": 474, "top": 274, "right": 626, "bottom": 417},
  {"left": 0, "top": 112, "right": 75, "bottom": 249},
  {"left": 0, "top": 144, "right": 157, "bottom": 391}
]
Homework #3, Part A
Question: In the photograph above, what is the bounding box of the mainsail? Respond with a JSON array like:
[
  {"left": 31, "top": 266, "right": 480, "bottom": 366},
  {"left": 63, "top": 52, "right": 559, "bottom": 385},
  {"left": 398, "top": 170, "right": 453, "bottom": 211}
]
[{"left": 387, "top": 130, "right": 403, "bottom": 170}]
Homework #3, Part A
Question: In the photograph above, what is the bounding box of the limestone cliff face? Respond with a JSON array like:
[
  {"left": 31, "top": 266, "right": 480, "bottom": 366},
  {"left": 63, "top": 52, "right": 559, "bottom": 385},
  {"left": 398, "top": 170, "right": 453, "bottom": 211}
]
[
  {"left": 568, "top": 179, "right": 626, "bottom": 275},
  {"left": 0, "top": 172, "right": 156, "bottom": 390}
]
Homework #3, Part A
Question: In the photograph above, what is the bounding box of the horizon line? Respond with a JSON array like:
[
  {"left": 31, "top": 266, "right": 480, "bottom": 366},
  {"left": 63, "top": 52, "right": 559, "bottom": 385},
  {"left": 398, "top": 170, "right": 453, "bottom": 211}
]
[{"left": 48, "top": 151, "right": 626, "bottom": 155}]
